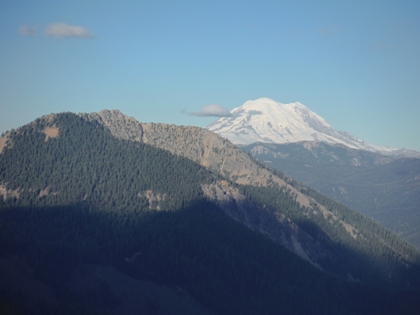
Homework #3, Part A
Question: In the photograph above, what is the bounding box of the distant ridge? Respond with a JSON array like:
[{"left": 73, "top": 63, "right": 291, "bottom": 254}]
[{"left": 207, "top": 98, "right": 420, "bottom": 158}]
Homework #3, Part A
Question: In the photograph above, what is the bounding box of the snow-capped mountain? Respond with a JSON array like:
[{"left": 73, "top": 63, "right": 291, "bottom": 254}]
[{"left": 207, "top": 98, "right": 400, "bottom": 155}]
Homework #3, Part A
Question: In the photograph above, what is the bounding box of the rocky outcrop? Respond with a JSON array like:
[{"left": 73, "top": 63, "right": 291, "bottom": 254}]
[
  {"left": 79, "top": 109, "right": 143, "bottom": 142},
  {"left": 138, "top": 190, "right": 167, "bottom": 211},
  {"left": 0, "top": 182, "right": 20, "bottom": 201},
  {"left": 0, "top": 134, "right": 10, "bottom": 154}
]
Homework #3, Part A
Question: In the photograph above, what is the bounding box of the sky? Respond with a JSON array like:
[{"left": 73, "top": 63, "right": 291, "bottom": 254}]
[{"left": 1, "top": 0, "right": 419, "bottom": 151}]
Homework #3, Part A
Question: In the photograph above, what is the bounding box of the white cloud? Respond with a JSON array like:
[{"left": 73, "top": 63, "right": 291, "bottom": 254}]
[
  {"left": 188, "top": 104, "right": 232, "bottom": 117},
  {"left": 19, "top": 25, "right": 37, "bottom": 36},
  {"left": 45, "top": 23, "right": 94, "bottom": 39}
]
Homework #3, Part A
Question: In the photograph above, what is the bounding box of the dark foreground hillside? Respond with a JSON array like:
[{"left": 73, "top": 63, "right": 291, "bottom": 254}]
[
  {"left": 1, "top": 112, "right": 420, "bottom": 314},
  {"left": 1, "top": 202, "right": 420, "bottom": 315}
]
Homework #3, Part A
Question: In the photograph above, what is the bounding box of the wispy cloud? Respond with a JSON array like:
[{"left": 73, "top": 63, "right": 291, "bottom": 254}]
[
  {"left": 186, "top": 104, "right": 232, "bottom": 117},
  {"left": 19, "top": 25, "right": 37, "bottom": 36},
  {"left": 318, "top": 25, "right": 340, "bottom": 37},
  {"left": 45, "top": 23, "right": 95, "bottom": 39}
]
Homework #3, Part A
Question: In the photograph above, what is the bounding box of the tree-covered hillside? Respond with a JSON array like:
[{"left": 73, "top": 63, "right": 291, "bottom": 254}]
[
  {"left": 0, "top": 113, "right": 213, "bottom": 212},
  {"left": 1, "top": 112, "right": 420, "bottom": 314}
]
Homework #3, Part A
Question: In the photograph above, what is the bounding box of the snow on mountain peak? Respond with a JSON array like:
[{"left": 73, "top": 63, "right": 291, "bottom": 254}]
[{"left": 207, "top": 98, "right": 398, "bottom": 154}]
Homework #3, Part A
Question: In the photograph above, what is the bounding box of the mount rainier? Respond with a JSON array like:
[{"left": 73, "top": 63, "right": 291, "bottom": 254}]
[{"left": 207, "top": 97, "right": 416, "bottom": 157}]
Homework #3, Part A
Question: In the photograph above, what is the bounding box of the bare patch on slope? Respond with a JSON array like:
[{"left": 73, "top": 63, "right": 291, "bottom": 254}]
[
  {"left": 0, "top": 183, "right": 20, "bottom": 201},
  {"left": 200, "top": 134, "right": 216, "bottom": 168},
  {"left": 38, "top": 186, "right": 58, "bottom": 198},
  {"left": 43, "top": 126, "right": 59, "bottom": 141},
  {"left": 138, "top": 190, "right": 167, "bottom": 210},
  {"left": 0, "top": 135, "right": 8, "bottom": 154}
]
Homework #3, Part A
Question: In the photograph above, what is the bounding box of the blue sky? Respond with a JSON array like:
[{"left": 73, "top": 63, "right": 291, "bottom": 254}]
[{"left": 1, "top": 0, "right": 419, "bottom": 150}]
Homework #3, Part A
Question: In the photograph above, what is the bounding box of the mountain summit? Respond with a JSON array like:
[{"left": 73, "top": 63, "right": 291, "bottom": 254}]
[{"left": 207, "top": 98, "right": 397, "bottom": 154}]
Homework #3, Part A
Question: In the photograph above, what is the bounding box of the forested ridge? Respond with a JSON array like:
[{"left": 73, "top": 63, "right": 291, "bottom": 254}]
[
  {"left": 1, "top": 112, "right": 420, "bottom": 314},
  {"left": 0, "top": 113, "right": 212, "bottom": 211}
]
